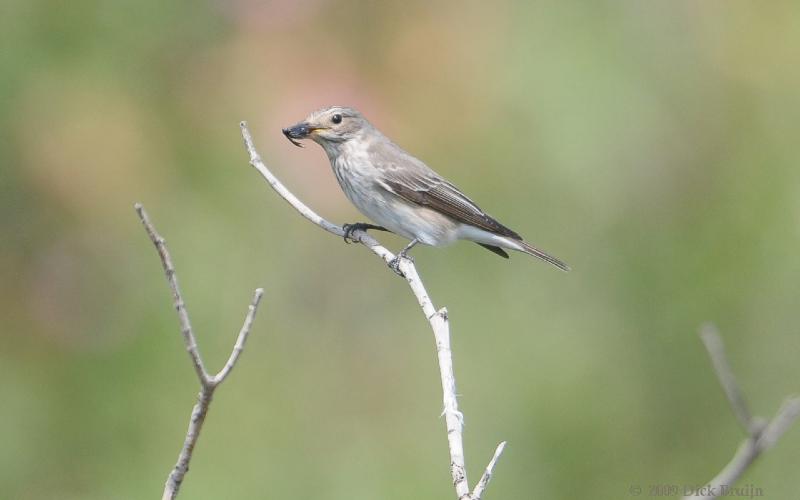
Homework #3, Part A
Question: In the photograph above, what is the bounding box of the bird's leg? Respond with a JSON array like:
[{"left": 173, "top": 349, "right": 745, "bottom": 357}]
[
  {"left": 342, "top": 222, "right": 389, "bottom": 243},
  {"left": 388, "top": 239, "right": 419, "bottom": 277}
]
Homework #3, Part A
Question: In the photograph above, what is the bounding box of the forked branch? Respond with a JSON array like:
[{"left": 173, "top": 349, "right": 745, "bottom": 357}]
[
  {"left": 135, "top": 203, "right": 264, "bottom": 500},
  {"left": 682, "top": 324, "right": 800, "bottom": 500},
  {"left": 240, "top": 121, "right": 504, "bottom": 499}
]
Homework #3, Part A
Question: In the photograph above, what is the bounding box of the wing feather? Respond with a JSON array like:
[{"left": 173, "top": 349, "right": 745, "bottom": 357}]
[
  {"left": 384, "top": 176, "right": 520, "bottom": 238},
  {"left": 369, "top": 143, "right": 520, "bottom": 238}
]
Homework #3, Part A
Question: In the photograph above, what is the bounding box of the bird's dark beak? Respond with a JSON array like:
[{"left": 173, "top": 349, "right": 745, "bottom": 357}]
[{"left": 282, "top": 122, "right": 312, "bottom": 148}]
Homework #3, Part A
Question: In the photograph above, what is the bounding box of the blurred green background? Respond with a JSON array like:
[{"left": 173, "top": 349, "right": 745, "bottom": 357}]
[{"left": 2, "top": 1, "right": 799, "bottom": 498}]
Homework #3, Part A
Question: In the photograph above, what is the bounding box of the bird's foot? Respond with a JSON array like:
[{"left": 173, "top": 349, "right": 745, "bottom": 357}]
[
  {"left": 388, "top": 252, "right": 414, "bottom": 278},
  {"left": 342, "top": 222, "right": 388, "bottom": 244},
  {"left": 388, "top": 239, "right": 419, "bottom": 277}
]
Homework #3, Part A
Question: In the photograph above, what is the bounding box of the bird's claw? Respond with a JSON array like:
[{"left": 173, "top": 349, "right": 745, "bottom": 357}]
[
  {"left": 388, "top": 257, "right": 404, "bottom": 277},
  {"left": 388, "top": 253, "right": 414, "bottom": 278},
  {"left": 342, "top": 222, "right": 388, "bottom": 243},
  {"left": 342, "top": 223, "right": 358, "bottom": 244}
]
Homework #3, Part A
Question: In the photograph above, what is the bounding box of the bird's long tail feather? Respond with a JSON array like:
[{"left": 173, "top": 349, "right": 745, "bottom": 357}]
[{"left": 517, "top": 240, "right": 570, "bottom": 272}]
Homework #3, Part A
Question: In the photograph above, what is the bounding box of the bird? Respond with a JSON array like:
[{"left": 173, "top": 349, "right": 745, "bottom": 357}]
[{"left": 282, "top": 105, "right": 569, "bottom": 274}]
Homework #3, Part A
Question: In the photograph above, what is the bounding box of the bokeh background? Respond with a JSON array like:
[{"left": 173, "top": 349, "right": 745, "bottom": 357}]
[{"left": 2, "top": 1, "right": 800, "bottom": 498}]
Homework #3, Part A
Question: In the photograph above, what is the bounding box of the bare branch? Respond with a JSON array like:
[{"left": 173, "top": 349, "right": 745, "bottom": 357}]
[
  {"left": 472, "top": 441, "right": 507, "bottom": 500},
  {"left": 161, "top": 388, "right": 213, "bottom": 500},
  {"left": 240, "top": 122, "right": 505, "bottom": 499},
  {"left": 699, "top": 323, "right": 754, "bottom": 433},
  {"left": 136, "top": 203, "right": 210, "bottom": 385},
  {"left": 135, "top": 203, "right": 264, "bottom": 500},
  {"left": 757, "top": 397, "right": 800, "bottom": 450},
  {"left": 431, "top": 307, "right": 469, "bottom": 498},
  {"left": 683, "top": 325, "right": 800, "bottom": 500},
  {"left": 213, "top": 289, "right": 264, "bottom": 384},
  {"left": 240, "top": 122, "right": 395, "bottom": 264}
]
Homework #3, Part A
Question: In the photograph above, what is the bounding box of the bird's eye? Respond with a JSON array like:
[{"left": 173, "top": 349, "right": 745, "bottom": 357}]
[{"left": 331, "top": 114, "right": 342, "bottom": 124}]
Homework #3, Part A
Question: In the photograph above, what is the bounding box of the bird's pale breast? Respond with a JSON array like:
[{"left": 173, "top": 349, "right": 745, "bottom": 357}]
[{"left": 332, "top": 147, "right": 459, "bottom": 246}]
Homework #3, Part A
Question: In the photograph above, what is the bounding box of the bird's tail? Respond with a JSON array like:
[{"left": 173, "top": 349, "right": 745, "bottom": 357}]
[{"left": 516, "top": 240, "right": 571, "bottom": 272}]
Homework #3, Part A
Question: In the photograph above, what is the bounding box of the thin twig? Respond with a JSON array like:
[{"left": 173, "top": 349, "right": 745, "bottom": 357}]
[
  {"left": 135, "top": 203, "right": 264, "bottom": 500},
  {"left": 472, "top": 442, "right": 507, "bottom": 500},
  {"left": 213, "top": 294, "right": 262, "bottom": 384},
  {"left": 757, "top": 397, "right": 800, "bottom": 450},
  {"left": 699, "top": 324, "right": 754, "bottom": 433},
  {"left": 432, "top": 307, "right": 469, "bottom": 498},
  {"left": 136, "top": 203, "right": 210, "bottom": 385},
  {"left": 683, "top": 325, "right": 800, "bottom": 500},
  {"left": 240, "top": 121, "right": 505, "bottom": 499}
]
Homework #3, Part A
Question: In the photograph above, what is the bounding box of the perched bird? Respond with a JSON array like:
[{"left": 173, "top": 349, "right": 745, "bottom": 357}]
[{"left": 282, "top": 106, "right": 569, "bottom": 273}]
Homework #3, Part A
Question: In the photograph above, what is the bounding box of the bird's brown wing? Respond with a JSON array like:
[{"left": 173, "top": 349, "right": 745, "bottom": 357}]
[
  {"left": 367, "top": 141, "right": 569, "bottom": 268},
  {"left": 381, "top": 174, "right": 521, "bottom": 239},
  {"left": 368, "top": 138, "right": 521, "bottom": 238}
]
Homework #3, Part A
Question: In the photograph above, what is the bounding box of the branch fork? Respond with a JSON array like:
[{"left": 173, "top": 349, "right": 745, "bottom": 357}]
[
  {"left": 682, "top": 324, "right": 800, "bottom": 500},
  {"left": 135, "top": 203, "right": 264, "bottom": 500}
]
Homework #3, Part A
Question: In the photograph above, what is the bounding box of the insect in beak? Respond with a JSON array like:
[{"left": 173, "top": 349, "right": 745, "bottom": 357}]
[{"left": 282, "top": 122, "right": 313, "bottom": 148}]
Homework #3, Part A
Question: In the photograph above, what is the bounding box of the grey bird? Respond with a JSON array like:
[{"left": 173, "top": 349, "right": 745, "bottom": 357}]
[{"left": 282, "top": 106, "right": 569, "bottom": 273}]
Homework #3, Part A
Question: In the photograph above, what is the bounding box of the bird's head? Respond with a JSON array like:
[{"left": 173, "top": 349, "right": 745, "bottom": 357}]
[{"left": 282, "top": 106, "right": 369, "bottom": 149}]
